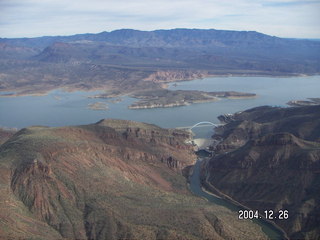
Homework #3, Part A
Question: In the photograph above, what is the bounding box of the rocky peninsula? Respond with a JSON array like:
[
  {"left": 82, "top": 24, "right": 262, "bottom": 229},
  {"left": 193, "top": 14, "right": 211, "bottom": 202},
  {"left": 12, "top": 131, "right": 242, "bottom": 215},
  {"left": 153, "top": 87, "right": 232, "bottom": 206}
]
[
  {"left": 128, "top": 89, "right": 256, "bottom": 109},
  {"left": 287, "top": 97, "right": 320, "bottom": 107}
]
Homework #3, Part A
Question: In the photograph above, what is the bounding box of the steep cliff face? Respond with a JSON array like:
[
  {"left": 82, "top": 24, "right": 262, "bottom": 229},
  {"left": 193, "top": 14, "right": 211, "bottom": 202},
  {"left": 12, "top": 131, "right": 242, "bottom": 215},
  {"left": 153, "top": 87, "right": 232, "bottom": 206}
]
[
  {"left": 205, "top": 105, "right": 320, "bottom": 239},
  {"left": 0, "top": 119, "right": 268, "bottom": 240},
  {"left": 213, "top": 105, "right": 320, "bottom": 152}
]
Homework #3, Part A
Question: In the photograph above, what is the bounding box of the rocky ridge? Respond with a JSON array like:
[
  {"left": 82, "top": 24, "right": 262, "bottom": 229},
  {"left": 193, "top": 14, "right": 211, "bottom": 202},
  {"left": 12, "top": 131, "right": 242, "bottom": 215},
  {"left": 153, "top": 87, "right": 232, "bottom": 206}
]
[
  {"left": 203, "top": 105, "right": 320, "bottom": 239},
  {"left": 0, "top": 119, "right": 268, "bottom": 240}
]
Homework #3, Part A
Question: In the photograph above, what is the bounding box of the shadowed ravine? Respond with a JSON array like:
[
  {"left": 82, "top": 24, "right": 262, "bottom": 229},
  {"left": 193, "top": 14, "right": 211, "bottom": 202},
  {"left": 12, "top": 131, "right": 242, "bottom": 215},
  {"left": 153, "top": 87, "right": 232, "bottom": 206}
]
[{"left": 189, "top": 159, "right": 286, "bottom": 240}]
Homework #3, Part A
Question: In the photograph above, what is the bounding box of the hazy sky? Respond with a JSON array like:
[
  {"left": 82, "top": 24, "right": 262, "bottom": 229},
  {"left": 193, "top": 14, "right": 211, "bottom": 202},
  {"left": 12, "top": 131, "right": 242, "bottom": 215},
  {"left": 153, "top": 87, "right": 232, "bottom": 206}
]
[{"left": 0, "top": 0, "right": 319, "bottom": 38}]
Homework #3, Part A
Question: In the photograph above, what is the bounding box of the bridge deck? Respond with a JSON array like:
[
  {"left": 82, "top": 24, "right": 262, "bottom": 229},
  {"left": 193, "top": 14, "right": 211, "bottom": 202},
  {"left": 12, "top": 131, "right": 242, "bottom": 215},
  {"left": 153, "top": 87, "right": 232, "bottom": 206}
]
[{"left": 176, "top": 122, "right": 223, "bottom": 130}]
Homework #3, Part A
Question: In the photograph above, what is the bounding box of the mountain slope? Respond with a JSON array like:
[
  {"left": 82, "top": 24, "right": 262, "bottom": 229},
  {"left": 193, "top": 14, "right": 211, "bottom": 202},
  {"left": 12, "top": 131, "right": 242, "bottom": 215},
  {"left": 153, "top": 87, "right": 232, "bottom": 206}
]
[
  {"left": 0, "top": 128, "right": 16, "bottom": 145},
  {"left": 0, "top": 119, "right": 267, "bottom": 240},
  {"left": 204, "top": 105, "right": 320, "bottom": 239},
  {"left": 214, "top": 105, "right": 320, "bottom": 151}
]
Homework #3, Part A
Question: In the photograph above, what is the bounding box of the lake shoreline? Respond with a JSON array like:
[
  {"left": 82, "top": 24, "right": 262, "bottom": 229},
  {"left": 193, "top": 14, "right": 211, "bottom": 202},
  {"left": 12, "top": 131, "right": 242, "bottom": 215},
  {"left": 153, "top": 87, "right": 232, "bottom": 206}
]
[
  {"left": 1, "top": 75, "right": 319, "bottom": 129},
  {"left": 128, "top": 90, "right": 256, "bottom": 109},
  {"left": 0, "top": 72, "right": 315, "bottom": 98}
]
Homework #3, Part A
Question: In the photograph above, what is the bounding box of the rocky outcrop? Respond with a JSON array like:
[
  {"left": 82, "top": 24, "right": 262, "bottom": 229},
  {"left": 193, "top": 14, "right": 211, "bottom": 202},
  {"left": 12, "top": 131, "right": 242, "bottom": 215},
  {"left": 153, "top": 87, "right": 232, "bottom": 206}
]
[
  {"left": 217, "top": 113, "right": 237, "bottom": 124},
  {"left": 162, "top": 156, "right": 181, "bottom": 169},
  {"left": 204, "top": 105, "right": 320, "bottom": 239},
  {"left": 144, "top": 70, "right": 209, "bottom": 83}
]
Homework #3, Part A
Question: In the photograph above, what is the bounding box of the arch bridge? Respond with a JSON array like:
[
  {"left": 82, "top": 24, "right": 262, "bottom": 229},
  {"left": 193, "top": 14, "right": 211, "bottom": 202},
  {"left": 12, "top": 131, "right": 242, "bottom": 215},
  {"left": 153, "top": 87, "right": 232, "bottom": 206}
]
[
  {"left": 175, "top": 121, "right": 223, "bottom": 131},
  {"left": 190, "top": 121, "right": 220, "bottom": 130}
]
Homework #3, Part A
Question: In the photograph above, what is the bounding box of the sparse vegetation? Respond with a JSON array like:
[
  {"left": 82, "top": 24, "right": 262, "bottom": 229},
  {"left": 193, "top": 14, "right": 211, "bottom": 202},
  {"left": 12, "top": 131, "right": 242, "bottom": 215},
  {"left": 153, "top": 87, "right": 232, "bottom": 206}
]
[
  {"left": 127, "top": 89, "right": 255, "bottom": 109},
  {"left": 0, "top": 119, "right": 268, "bottom": 239},
  {"left": 205, "top": 105, "right": 320, "bottom": 239}
]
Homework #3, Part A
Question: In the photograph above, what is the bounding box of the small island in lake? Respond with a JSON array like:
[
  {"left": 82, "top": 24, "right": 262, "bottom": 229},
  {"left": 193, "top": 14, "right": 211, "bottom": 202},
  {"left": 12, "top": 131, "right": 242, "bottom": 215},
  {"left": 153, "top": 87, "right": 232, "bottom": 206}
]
[
  {"left": 87, "top": 102, "right": 109, "bottom": 110},
  {"left": 128, "top": 89, "right": 256, "bottom": 109},
  {"left": 107, "top": 97, "right": 123, "bottom": 104}
]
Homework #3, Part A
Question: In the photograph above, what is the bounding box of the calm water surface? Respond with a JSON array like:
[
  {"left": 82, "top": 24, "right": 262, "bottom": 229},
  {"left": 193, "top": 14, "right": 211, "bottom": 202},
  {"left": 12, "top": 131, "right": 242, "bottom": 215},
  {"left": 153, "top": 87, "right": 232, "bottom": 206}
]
[{"left": 1, "top": 75, "right": 319, "bottom": 129}]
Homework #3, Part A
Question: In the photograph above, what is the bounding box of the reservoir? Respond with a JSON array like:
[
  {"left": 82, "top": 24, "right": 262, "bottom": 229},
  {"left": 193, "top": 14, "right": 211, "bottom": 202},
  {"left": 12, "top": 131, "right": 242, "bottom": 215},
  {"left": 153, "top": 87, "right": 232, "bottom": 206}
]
[{"left": 0, "top": 75, "right": 319, "bottom": 129}]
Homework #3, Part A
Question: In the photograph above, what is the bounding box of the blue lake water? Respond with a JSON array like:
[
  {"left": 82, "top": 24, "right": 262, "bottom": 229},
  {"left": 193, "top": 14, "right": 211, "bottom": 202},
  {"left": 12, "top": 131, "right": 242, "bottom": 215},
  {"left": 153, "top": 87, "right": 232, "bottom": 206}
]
[{"left": 1, "top": 75, "right": 319, "bottom": 130}]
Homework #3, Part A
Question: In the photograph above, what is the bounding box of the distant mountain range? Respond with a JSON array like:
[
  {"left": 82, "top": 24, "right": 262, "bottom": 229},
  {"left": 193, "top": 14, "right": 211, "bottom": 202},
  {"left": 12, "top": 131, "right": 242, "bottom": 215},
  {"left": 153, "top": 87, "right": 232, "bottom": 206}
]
[{"left": 0, "top": 28, "right": 319, "bottom": 96}]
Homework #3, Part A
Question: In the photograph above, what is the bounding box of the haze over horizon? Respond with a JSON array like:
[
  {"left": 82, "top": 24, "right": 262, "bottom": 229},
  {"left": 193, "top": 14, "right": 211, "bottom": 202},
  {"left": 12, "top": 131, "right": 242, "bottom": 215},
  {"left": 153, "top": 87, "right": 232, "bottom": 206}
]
[{"left": 1, "top": 0, "right": 320, "bottom": 39}]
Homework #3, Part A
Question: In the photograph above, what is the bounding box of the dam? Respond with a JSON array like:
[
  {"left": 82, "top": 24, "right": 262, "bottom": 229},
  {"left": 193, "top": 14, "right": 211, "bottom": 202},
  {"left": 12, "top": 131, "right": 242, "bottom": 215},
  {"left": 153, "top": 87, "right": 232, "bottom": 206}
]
[{"left": 177, "top": 121, "right": 222, "bottom": 151}]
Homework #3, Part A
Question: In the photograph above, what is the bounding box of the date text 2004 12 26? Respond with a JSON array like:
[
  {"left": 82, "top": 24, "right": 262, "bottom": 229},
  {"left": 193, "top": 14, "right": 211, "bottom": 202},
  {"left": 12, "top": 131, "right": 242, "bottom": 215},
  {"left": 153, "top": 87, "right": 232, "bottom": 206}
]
[{"left": 238, "top": 210, "right": 289, "bottom": 220}]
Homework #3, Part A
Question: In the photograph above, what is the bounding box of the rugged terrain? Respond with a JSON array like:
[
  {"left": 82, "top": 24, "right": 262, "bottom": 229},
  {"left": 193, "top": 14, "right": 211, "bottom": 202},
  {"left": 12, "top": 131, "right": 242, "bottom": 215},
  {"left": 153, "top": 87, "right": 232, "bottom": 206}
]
[
  {"left": 1, "top": 29, "right": 319, "bottom": 96},
  {"left": 203, "top": 105, "right": 320, "bottom": 239},
  {"left": 0, "top": 119, "right": 268, "bottom": 240}
]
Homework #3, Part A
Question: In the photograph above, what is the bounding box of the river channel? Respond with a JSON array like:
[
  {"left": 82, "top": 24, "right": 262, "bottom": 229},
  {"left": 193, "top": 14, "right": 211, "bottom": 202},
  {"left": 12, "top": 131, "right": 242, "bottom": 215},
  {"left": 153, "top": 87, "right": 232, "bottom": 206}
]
[{"left": 189, "top": 157, "right": 287, "bottom": 240}]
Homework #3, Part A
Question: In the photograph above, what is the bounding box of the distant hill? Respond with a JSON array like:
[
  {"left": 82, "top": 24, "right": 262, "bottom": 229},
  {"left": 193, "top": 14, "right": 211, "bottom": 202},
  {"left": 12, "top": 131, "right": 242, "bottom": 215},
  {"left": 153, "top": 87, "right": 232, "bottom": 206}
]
[
  {"left": 0, "top": 29, "right": 319, "bottom": 96},
  {"left": 204, "top": 105, "right": 320, "bottom": 239}
]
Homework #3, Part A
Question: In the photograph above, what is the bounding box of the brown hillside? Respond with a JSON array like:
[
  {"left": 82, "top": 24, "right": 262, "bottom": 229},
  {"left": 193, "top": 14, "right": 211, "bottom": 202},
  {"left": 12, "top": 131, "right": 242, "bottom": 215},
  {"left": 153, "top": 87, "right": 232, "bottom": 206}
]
[{"left": 0, "top": 119, "right": 267, "bottom": 240}]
